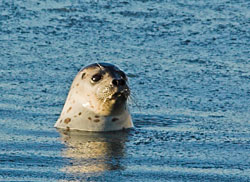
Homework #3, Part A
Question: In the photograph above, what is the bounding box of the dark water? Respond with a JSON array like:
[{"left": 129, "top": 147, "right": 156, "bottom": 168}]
[{"left": 0, "top": 0, "right": 250, "bottom": 181}]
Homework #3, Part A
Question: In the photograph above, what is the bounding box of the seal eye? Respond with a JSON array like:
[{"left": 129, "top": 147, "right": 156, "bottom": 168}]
[{"left": 91, "top": 73, "right": 102, "bottom": 82}]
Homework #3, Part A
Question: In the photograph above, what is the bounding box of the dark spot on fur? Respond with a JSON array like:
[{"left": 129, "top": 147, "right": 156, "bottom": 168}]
[
  {"left": 94, "top": 119, "right": 100, "bottom": 122},
  {"left": 67, "top": 107, "right": 72, "bottom": 113},
  {"left": 112, "top": 118, "right": 119, "bottom": 122},
  {"left": 78, "top": 112, "right": 82, "bottom": 115},
  {"left": 76, "top": 83, "right": 79, "bottom": 86},
  {"left": 60, "top": 119, "right": 63, "bottom": 123},
  {"left": 82, "top": 73, "right": 86, "bottom": 79},
  {"left": 74, "top": 115, "right": 77, "bottom": 118},
  {"left": 95, "top": 115, "right": 100, "bottom": 118},
  {"left": 66, "top": 127, "right": 70, "bottom": 131},
  {"left": 64, "top": 118, "right": 71, "bottom": 124},
  {"left": 88, "top": 117, "right": 92, "bottom": 120}
]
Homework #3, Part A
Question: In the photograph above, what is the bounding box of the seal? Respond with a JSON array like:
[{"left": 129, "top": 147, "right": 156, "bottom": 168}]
[{"left": 54, "top": 63, "right": 134, "bottom": 132}]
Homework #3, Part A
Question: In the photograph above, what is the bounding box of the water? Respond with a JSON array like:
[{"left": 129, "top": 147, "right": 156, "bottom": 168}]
[{"left": 0, "top": 0, "right": 250, "bottom": 181}]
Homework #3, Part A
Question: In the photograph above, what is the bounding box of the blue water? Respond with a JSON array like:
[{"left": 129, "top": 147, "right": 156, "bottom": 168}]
[{"left": 0, "top": 0, "right": 250, "bottom": 181}]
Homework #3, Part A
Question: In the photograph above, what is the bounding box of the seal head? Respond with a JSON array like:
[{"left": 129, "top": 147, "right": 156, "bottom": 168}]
[{"left": 54, "top": 63, "right": 133, "bottom": 131}]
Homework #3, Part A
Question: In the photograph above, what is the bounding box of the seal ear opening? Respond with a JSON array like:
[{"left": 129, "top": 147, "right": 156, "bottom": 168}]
[{"left": 81, "top": 73, "right": 86, "bottom": 79}]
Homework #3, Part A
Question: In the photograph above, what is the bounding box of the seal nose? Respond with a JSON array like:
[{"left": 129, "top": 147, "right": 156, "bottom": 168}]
[{"left": 112, "top": 79, "right": 126, "bottom": 86}]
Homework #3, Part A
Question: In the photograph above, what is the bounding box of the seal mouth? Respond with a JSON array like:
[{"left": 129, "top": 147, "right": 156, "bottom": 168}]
[{"left": 109, "top": 89, "right": 130, "bottom": 100}]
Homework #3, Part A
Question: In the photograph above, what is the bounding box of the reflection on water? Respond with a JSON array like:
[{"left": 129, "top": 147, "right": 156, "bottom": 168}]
[{"left": 58, "top": 129, "right": 130, "bottom": 174}]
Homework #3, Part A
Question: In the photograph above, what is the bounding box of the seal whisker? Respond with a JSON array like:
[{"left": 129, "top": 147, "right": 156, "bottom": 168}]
[
  {"left": 128, "top": 92, "right": 141, "bottom": 112},
  {"left": 96, "top": 63, "right": 104, "bottom": 71}
]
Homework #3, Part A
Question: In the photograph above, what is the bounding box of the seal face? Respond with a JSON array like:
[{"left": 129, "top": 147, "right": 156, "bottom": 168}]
[{"left": 54, "top": 63, "right": 134, "bottom": 131}]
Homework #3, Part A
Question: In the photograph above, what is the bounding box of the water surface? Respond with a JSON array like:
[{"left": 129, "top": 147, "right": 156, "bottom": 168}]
[{"left": 0, "top": 0, "right": 249, "bottom": 181}]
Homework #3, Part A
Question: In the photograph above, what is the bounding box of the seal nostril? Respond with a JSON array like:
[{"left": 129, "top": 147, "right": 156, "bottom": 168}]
[
  {"left": 119, "top": 79, "right": 125, "bottom": 86},
  {"left": 112, "top": 79, "right": 119, "bottom": 86},
  {"left": 112, "top": 79, "right": 125, "bottom": 86}
]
